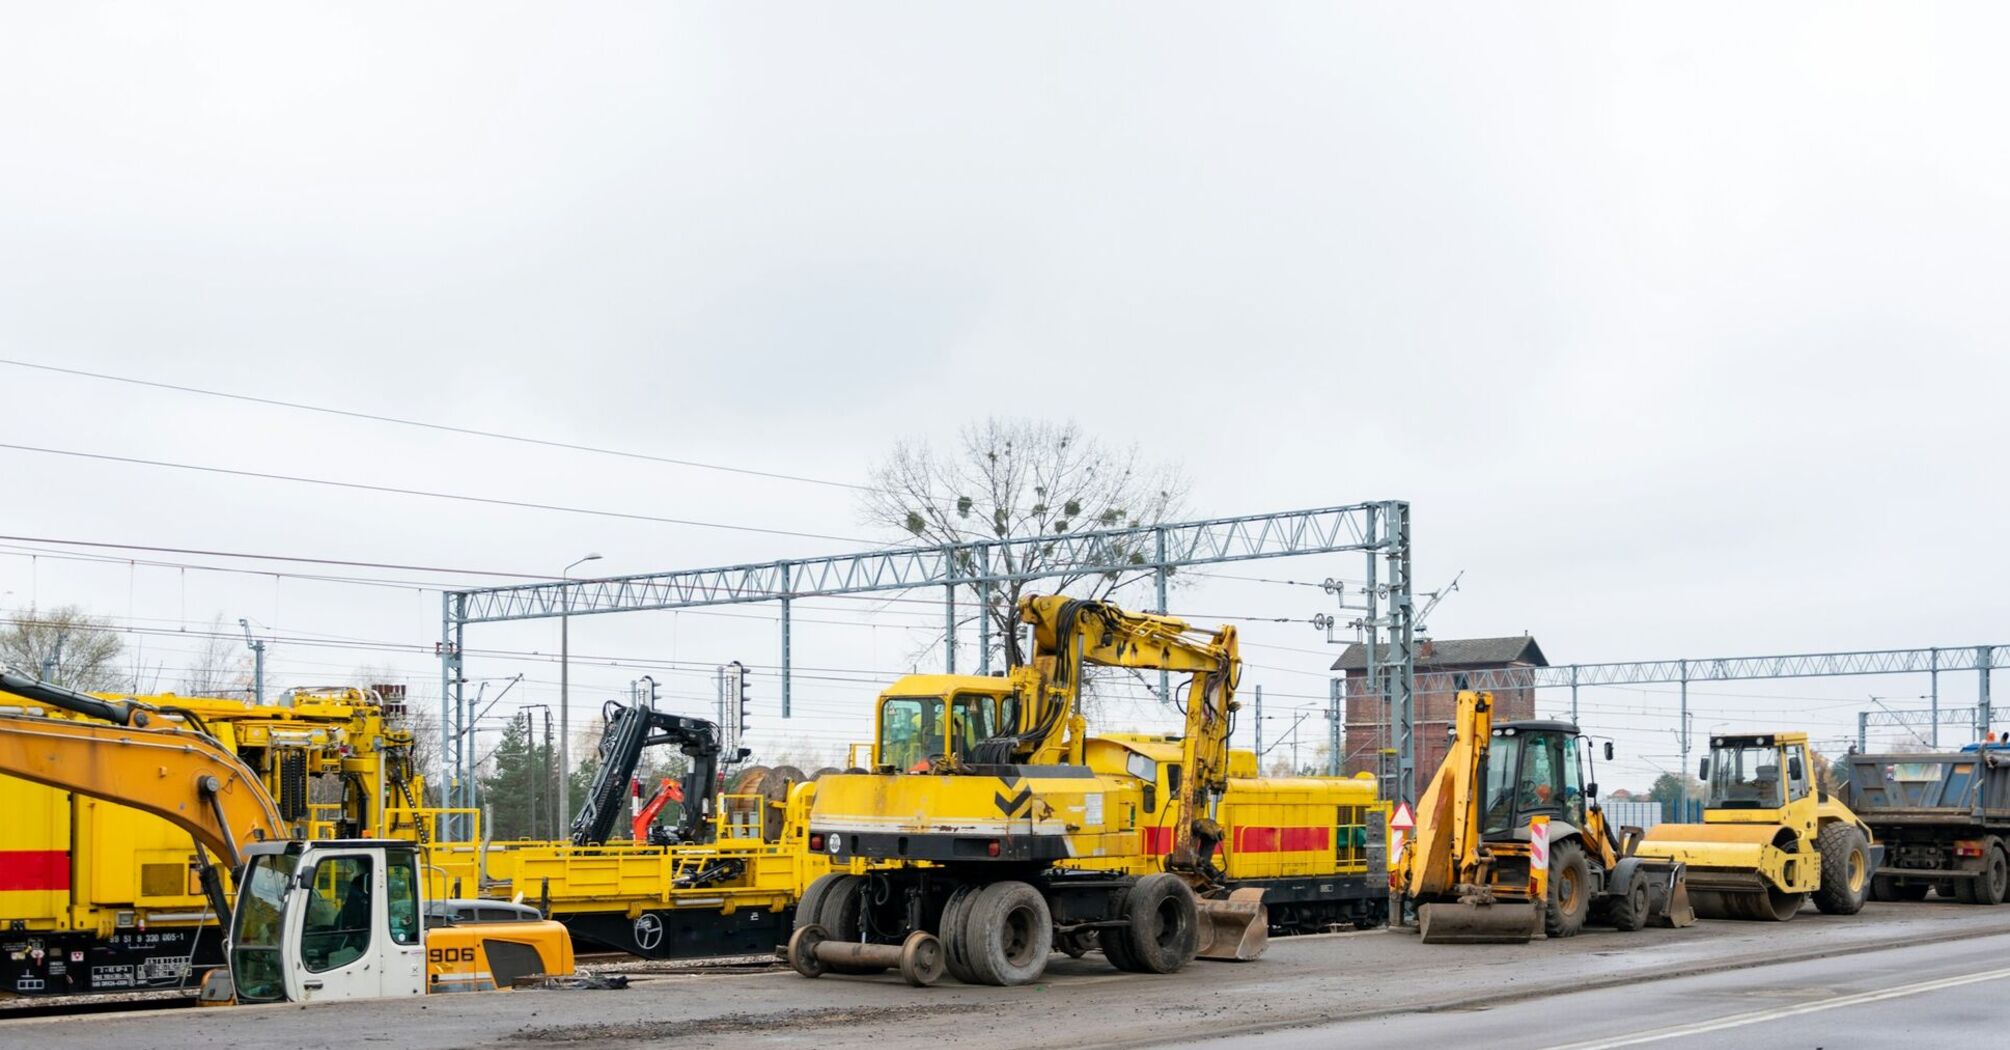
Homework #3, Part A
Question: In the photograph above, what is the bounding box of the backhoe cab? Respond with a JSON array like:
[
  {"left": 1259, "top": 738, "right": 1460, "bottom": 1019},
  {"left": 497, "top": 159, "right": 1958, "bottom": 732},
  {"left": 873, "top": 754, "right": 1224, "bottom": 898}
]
[
  {"left": 1635, "top": 732, "right": 1878, "bottom": 921},
  {"left": 1401, "top": 691, "right": 1693, "bottom": 944}
]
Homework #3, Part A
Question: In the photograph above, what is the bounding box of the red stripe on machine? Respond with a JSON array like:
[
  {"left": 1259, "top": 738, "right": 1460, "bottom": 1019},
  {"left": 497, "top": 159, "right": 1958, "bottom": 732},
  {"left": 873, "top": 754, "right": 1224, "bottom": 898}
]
[
  {"left": 1232, "top": 827, "right": 1331, "bottom": 853},
  {"left": 0, "top": 850, "right": 71, "bottom": 891}
]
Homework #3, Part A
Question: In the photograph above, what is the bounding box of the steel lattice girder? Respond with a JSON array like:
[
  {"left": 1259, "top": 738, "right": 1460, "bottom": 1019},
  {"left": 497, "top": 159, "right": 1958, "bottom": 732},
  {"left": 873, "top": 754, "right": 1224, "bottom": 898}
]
[
  {"left": 447, "top": 502, "right": 1406, "bottom": 623},
  {"left": 1434, "top": 645, "right": 2008, "bottom": 692}
]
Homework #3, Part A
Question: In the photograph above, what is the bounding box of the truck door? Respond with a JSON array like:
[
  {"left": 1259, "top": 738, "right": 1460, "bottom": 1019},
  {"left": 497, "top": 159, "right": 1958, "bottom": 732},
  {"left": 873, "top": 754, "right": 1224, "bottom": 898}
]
[{"left": 288, "top": 850, "right": 384, "bottom": 1001}]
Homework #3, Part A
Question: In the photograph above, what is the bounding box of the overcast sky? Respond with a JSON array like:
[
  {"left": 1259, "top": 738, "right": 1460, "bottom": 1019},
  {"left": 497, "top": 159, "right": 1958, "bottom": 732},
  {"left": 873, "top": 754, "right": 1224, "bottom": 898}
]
[{"left": 2, "top": 3, "right": 2004, "bottom": 792}]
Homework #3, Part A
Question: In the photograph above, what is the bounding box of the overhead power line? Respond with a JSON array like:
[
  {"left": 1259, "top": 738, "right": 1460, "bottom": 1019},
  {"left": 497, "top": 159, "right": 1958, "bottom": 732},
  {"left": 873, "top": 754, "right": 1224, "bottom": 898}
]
[
  {"left": 0, "top": 442, "right": 874, "bottom": 544},
  {"left": 0, "top": 534, "right": 551, "bottom": 580},
  {"left": 0, "top": 357, "right": 870, "bottom": 492}
]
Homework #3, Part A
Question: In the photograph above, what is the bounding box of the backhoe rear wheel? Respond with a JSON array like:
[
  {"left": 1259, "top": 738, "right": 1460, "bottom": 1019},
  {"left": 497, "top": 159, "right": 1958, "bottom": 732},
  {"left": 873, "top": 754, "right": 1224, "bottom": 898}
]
[
  {"left": 1544, "top": 840, "right": 1591, "bottom": 938},
  {"left": 1606, "top": 872, "right": 1650, "bottom": 933},
  {"left": 1813, "top": 823, "right": 1871, "bottom": 915},
  {"left": 961, "top": 881, "right": 1052, "bottom": 986}
]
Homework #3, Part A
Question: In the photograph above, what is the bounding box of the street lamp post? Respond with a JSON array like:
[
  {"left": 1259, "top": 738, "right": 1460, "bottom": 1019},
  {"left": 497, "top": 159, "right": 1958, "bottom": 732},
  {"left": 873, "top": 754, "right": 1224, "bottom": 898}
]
[{"left": 556, "top": 552, "right": 602, "bottom": 833}]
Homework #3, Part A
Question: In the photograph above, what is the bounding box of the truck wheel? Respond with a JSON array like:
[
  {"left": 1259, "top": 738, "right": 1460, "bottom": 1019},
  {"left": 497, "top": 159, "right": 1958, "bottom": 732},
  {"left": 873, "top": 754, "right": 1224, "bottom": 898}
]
[
  {"left": 1892, "top": 881, "right": 1929, "bottom": 902},
  {"left": 816, "top": 875, "right": 888, "bottom": 974},
  {"left": 1983, "top": 839, "right": 2010, "bottom": 905},
  {"left": 1813, "top": 824, "right": 1871, "bottom": 915},
  {"left": 1103, "top": 873, "right": 1199, "bottom": 974},
  {"left": 1607, "top": 873, "right": 1650, "bottom": 932},
  {"left": 1545, "top": 841, "right": 1591, "bottom": 938},
  {"left": 961, "top": 881, "right": 1052, "bottom": 986},
  {"left": 1869, "top": 875, "right": 1895, "bottom": 902},
  {"left": 938, "top": 885, "right": 980, "bottom": 984}
]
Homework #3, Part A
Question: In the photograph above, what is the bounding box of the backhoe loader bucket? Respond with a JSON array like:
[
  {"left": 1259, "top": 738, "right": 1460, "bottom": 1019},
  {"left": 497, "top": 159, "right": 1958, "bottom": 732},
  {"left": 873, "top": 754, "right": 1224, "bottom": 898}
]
[
  {"left": 1417, "top": 900, "right": 1545, "bottom": 945},
  {"left": 1193, "top": 888, "right": 1268, "bottom": 961}
]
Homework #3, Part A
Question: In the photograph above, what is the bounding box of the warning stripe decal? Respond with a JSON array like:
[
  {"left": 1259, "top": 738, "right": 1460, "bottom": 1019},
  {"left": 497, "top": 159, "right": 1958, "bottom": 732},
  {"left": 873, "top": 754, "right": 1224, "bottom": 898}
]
[{"left": 0, "top": 850, "right": 71, "bottom": 891}]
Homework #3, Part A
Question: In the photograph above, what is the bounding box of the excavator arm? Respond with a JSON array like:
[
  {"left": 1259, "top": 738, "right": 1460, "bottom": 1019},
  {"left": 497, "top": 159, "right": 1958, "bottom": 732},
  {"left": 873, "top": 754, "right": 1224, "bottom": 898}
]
[
  {"left": 1017, "top": 597, "right": 1241, "bottom": 876},
  {"left": 571, "top": 700, "right": 744, "bottom": 846},
  {"left": 0, "top": 670, "right": 287, "bottom": 867}
]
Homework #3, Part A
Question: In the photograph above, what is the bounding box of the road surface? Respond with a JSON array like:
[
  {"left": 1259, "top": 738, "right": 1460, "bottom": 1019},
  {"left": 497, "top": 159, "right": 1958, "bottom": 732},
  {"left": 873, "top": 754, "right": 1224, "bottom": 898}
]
[{"left": 6, "top": 900, "right": 2007, "bottom": 1049}]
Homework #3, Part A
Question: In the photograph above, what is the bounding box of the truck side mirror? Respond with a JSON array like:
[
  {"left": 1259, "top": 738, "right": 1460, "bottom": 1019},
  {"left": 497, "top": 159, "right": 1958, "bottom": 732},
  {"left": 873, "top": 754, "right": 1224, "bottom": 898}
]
[
  {"left": 1588, "top": 781, "right": 1599, "bottom": 799},
  {"left": 1603, "top": 741, "right": 1614, "bottom": 761},
  {"left": 1698, "top": 758, "right": 1710, "bottom": 780}
]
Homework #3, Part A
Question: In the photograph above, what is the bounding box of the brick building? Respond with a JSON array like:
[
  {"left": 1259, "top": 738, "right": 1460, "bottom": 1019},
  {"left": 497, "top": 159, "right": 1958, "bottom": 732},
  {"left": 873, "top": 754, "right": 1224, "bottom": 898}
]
[{"left": 1330, "top": 635, "right": 1548, "bottom": 794}]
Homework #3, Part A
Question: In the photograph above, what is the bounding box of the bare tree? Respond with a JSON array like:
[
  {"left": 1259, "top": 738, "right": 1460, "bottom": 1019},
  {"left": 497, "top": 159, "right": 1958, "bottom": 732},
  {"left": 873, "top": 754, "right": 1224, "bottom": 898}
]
[
  {"left": 179, "top": 615, "right": 251, "bottom": 698},
  {"left": 860, "top": 419, "right": 1189, "bottom": 669},
  {"left": 2, "top": 605, "right": 125, "bottom": 690}
]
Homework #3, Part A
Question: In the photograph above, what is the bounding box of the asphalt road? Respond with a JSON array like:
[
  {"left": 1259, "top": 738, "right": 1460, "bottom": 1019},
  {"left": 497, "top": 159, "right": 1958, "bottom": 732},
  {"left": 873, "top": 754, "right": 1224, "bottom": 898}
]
[{"left": 7, "top": 901, "right": 2010, "bottom": 1050}]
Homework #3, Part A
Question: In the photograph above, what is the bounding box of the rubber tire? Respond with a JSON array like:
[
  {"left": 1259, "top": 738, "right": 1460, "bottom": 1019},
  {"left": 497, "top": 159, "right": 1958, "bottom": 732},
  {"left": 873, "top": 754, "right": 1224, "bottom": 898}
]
[
  {"left": 816, "top": 874, "right": 887, "bottom": 974},
  {"left": 1056, "top": 930, "right": 1092, "bottom": 958},
  {"left": 794, "top": 873, "right": 845, "bottom": 933},
  {"left": 1105, "top": 873, "right": 1199, "bottom": 974},
  {"left": 1544, "top": 840, "right": 1592, "bottom": 938},
  {"left": 1813, "top": 824, "right": 1872, "bottom": 915},
  {"left": 961, "top": 881, "right": 1052, "bottom": 987},
  {"left": 1607, "top": 873, "right": 1650, "bottom": 933},
  {"left": 938, "top": 885, "right": 981, "bottom": 984},
  {"left": 1869, "top": 875, "right": 1896, "bottom": 902},
  {"left": 1982, "top": 839, "right": 2010, "bottom": 905}
]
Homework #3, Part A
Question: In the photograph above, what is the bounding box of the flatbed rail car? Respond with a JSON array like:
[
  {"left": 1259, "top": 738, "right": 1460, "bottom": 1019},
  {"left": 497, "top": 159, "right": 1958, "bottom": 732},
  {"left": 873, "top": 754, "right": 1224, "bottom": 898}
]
[
  {"left": 1846, "top": 743, "right": 2010, "bottom": 904},
  {"left": 483, "top": 786, "right": 835, "bottom": 959},
  {"left": 1091, "top": 734, "right": 1391, "bottom": 933},
  {"left": 0, "top": 688, "right": 478, "bottom": 996}
]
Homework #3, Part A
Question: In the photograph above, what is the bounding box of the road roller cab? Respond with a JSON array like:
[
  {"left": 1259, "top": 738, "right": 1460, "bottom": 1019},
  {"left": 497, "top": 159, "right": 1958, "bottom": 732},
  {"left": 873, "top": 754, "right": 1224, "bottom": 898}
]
[{"left": 1635, "top": 732, "right": 1880, "bottom": 921}]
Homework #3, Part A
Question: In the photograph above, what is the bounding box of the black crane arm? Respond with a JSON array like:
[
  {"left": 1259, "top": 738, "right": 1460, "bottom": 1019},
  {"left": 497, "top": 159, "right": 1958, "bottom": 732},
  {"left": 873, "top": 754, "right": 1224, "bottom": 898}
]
[{"left": 570, "top": 701, "right": 742, "bottom": 846}]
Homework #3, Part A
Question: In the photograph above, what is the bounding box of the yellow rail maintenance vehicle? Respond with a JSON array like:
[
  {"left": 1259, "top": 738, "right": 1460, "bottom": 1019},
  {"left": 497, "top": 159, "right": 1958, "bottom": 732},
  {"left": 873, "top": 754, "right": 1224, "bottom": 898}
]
[
  {"left": 1090, "top": 733, "right": 1390, "bottom": 939},
  {"left": 482, "top": 696, "right": 834, "bottom": 959},
  {"left": 789, "top": 596, "right": 1275, "bottom": 988},
  {"left": 1636, "top": 730, "right": 1878, "bottom": 921},
  {"left": 0, "top": 670, "right": 575, "bottom": 1004},
  {"left": 1, "top": 680, "right": 476, "bottom": 996}
]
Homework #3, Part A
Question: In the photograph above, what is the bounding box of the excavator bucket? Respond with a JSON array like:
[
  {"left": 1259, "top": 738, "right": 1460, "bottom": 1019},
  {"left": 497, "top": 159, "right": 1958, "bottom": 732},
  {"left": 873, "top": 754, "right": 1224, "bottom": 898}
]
[
  {"left": 1416, "top": 900, "right": 1545, "bottom": 945},
  {"left": 1193, "top": 888, "right": 1269, "bottom": 961}
]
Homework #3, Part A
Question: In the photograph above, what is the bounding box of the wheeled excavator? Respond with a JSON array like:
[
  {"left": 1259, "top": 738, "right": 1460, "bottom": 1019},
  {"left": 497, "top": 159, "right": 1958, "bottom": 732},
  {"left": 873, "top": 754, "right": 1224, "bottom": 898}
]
[
  {"left": 788, "top": 596, "right": 1262, "bottom": 987},
  {"left": 0, "top": 669, "right": 576, "bottom": 1003},
  {"left": 1399, "top": 689, "right": 1695, "bottom": 943}
]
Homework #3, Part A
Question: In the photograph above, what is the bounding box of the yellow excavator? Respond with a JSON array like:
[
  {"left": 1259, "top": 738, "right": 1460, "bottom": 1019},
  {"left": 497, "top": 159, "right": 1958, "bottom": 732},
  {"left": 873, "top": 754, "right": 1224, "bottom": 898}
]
[
  {"left": 0, "top": 669, "right": 577, "bottom": 1003},
  {"left": 1634, "top": 731, "right": 1877, "bottom": 921},
  {"left": 1399, "top": 690, "right": 1695, "bottom": 943},
  {"left": 789, "top": 596, "right": 1262, "bottom": 986}
]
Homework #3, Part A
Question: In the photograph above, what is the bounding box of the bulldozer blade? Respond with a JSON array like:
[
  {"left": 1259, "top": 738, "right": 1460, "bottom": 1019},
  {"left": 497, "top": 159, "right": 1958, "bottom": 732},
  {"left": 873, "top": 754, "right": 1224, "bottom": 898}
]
[
  {"left": 1650, "top": 877, "right": 1697, "bottom": 928},
  {"left": 1193, "top": 888, "right": 1269, "bottom": 961},
  {"left": 1417, "top": 901, "right": 1545, "bottom": 945}
]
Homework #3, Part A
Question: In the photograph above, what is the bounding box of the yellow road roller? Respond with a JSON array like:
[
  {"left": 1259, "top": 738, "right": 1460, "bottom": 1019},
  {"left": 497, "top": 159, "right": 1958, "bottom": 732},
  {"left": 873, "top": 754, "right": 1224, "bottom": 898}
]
[{"left": 1635, "top": 731, "right": 1880, "bottom": 921}]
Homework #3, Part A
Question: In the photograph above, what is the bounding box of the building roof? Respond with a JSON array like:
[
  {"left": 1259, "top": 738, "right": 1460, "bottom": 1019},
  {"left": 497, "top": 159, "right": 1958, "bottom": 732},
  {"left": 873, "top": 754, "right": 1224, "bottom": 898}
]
[{"left": 1330, "top": 635, "right": 1547, "bottom": 671}]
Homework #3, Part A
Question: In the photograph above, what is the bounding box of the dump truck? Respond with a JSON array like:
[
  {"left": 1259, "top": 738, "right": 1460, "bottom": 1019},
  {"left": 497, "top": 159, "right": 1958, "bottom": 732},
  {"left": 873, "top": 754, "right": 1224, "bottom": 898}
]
[
  {"left": 788, "top": 596, "right": 1267, "bottom": 987},
  {"left": 0, "top": 669, "right": 576, "bottom": 1003},
  {"left": 1634, "top": 731, "right": 1878, "bottom": 920},
  {"left": 1845, "top": 742, "right": 2010, "bottom": 904},
  {"left": 1398, "top": 690, "right": 1693, "bottom": 943}
]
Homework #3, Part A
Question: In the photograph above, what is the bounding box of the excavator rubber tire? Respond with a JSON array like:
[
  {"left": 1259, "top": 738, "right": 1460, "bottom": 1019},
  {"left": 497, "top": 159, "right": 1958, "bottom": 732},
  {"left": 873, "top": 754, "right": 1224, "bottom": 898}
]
[
  {"left": 795, "top": 872, "right": 844, "bottom": 934},
  {"left": 938, "top": 885, "right": 981, "bottom": 984},
  {"left": 961, "top": 881, "right": 1053, "bottom": 986},
  {"left": 1981, "top": 838, "right": 2009, "bottom": 905},
  {"left": 1098, "top": 920, "right": 1142, "bottom": 972},
  {"left": 1607, "top": 872, "right": 1650, "bottom": 933},
  {"left": 1105, "top": 873, "right": 1199, "bottom": 974},
  {"left": 816, "top": 875, "right": 888, "bottom": 975},
  {"left": 1544, "top": 840, "right": 1592, "bottom": 938},
  {"left": 1813, "top": 824, "right": 1872, "bottom": 915}
]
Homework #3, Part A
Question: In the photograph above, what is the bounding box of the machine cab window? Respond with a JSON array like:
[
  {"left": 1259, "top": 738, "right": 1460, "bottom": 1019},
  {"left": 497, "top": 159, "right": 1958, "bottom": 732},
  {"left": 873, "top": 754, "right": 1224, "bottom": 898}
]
[
  {"left": 1706, "top": 739, "right": 1785, "bottom": 809},
  {"left": 229, "top": 851, "right": 300, "bottom": 1004},
  {"left": 300, "top": 853, "right": 374, "bottom": 973},
  {"left": 880, "top": 692, "right": 1014, "bottom": 770},
  {"left": 1483, "top": 728, "right": 1569, "bottom": 834}
]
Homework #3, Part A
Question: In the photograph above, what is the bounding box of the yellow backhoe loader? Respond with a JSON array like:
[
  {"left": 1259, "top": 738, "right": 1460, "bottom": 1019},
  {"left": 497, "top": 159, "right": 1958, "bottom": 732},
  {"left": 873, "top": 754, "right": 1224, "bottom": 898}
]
[
  {"left": 1399, "top": 690, "right": 1695, "bottom": 943},
  {"left": 1634, "top": 731, "right": 1878, "bottom": 921},
  {"left": 0, "top": 669, "right": 578, "bottom": 1003},
  {"left": 789, "top": 596, "right": 1264, "bottom": 986}
]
